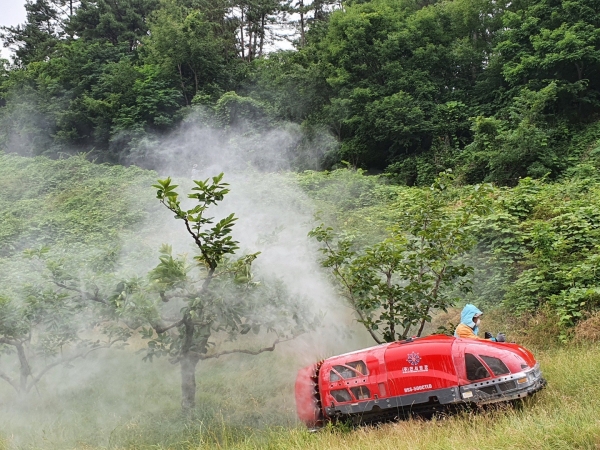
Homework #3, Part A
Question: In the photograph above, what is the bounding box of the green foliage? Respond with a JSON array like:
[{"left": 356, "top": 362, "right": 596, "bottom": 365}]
[
  {"left": 299, "top": 167, "right": 600, "bottom": 341},
  {"left": 310, "top": 171, "right": 492, "bottom": 342},
  {"left": 0, "top": 154, "right": 160, "bottom": 395},
  {"left": 461, "top": 83, "right": 564, "bottom": 184},
  {"left": 246, "top": 51, "right": 330, "bottom": 124},
  {"left": 67, "top": 0, "right": 160, "bottom": 49},
  {"left": 147, "top": 173, "right": 310, "bottom": 342},
  {"left": 257, "top": 0, "right": 600, "bottom": 179},
  {"left": 213, "top": 91, "right": 273, "bottom": 131},
  {"left": 284, "top": 0, "right": 503, "bottom": 172},
  {"left": 2, "top": 0, "right": 600, "bottom": 178},
  {"left": 0, "top": 0, "right": 64, "bottom": 66},
  {"left": 0, "top": 0, "right": 238, "bottom": 162},
  {"left": 461, "top": 176, "right": 600, "bottom": 337},
  {"left": 144, "top": 0, "right": 237, "bottom": 106},
  {"left": 456, "top": 0, "right": 600, "bottom": 184},
  {"left": 297, "top": 167, "right": 382, "bottom": 211},
  {"left": 0, "top": 155, "right": 315, "bottom": 410},
  {"left": 495, "top": 0, "right": 600, "bottom": 118},
  {"left": 0, "top": 153, "right": 157, "bottom": 256},
  {"left": 154, "top": 174, "right": 240, "bottom": 266},
  {"left": 0, "top": 278, "right": 127, "bottom": 394}
]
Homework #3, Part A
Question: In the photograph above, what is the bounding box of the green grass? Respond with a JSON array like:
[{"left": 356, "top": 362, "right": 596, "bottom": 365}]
[{"left": 1, "top": 344, "right": 600, "bottom": 449}]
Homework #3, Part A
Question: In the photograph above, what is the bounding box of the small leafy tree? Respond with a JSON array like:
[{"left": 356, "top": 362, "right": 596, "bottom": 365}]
[
  {"left": 133, "top": 174, "right": 313, "bottom": 411},
  {"left": 0, "top": 273, "right": 126, "bottom": 395},
  {"left": 46, "top": 173, "right": 313, "bottom": 411},
  {"left": 310, "top": 172, "right": 491, "bottom": 343}
]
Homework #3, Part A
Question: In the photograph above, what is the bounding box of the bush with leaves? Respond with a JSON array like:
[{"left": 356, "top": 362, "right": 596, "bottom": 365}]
[
  {"left": 310, "top": 172, "right": 492, "bottom": 343},
  {"left": 299, "top": 167, "right": 600, "bottom": 342}
]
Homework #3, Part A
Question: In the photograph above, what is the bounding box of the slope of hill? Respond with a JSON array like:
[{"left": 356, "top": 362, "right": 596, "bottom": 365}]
[{"left": 1, "top": 154, "right": 600, "bottom": 449}]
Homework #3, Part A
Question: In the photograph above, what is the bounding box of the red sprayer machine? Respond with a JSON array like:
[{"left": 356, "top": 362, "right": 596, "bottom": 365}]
[{"left": 296, "top": 335, "right": 546, "bottom": 426}]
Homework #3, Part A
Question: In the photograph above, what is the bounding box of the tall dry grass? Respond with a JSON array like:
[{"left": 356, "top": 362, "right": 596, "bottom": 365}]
[
  {"left": 1, "top": 341, "right": 599, "bottom": 449},
  {"left": 108, "top": 346, "right": 600, "bottom": 449}
]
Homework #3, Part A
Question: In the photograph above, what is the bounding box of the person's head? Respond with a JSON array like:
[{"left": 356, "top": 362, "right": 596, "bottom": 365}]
[
  {"left": 460, "top": 304, "right": 483, "bottom": 328},
  {"left": 473, "top": 313, "right": 482, "bottom": 326}
]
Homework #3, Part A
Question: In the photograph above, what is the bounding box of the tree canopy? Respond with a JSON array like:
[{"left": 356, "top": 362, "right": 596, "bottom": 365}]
[{"left": 0, "top": 0, "right": 598, "bottom": 183}]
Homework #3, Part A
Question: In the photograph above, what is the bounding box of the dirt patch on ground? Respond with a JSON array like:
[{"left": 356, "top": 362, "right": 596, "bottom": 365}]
[{"left": 574, "top": 312, "right": 600, "bottom": 342}]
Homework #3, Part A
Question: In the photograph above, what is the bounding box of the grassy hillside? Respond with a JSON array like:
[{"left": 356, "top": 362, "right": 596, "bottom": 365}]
[
  {"left": 2, "top": 154, "right": 600, "bottom": 449},
  {"left": 0, "top": 344, "right": 599, "bottom": 449},
  {"left": 0, "top": 153, "right": 162, "bottom": 301},
  {"left": 0, "top": 153, "right": 157, "bottom": 252}
]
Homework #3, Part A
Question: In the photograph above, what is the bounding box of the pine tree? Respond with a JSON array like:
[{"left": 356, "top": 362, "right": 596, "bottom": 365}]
[
  {"left": 0, "top": 0, "right": 64, "bottom": 66},
  {"left": 66, "top": 0, "right": 160, "bottom": 51}
]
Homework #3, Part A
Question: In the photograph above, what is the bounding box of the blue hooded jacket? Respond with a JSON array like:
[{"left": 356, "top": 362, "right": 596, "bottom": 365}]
[{"left": 454, "top": 304, "right": 483, "bottom": 337}]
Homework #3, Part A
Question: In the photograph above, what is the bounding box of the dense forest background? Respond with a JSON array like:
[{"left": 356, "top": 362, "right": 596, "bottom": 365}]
[{"left": 1, "top": 0, "right": 599, "bottom": 185}]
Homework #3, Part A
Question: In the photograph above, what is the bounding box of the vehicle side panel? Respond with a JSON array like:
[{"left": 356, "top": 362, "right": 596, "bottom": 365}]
[
  {"left": 384, "top": 336, "right": 458, "bottom": 397},
  {"left": 453, "top": 339, "right": 535, "bottom": 385}
]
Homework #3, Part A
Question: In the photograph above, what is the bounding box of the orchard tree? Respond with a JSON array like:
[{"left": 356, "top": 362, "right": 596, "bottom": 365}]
[
  {"left": 310, "top": 172, "right": 492, "bottom": 343},
  {"left": 97, "top": 174, "right": 310, "bottom": 411},
  {"left": 46, "top": 173, "right": 313, "bottom": 411},
  {"left": 0, "top": 258, "right": 128, "bottom": 395},
  {"left": 46, "top": 174, "right": 314, "bottom": 410},
  {"left": 136, "top": 174, "right": 314, "bottom": 410}
]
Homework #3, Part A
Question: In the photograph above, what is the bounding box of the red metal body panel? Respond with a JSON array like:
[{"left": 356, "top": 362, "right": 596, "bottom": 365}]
[
  {"left": 318, "top": 344, "right": 386, "bottom": 419},
  {"left": 295, "top": 335, "right": 546, "bottom": 426},
  {"left": 384, "top": 335, "right": 457, "bottom": 397},
  {"left": 453, "top": 340, "right": 536, "bottom": 385}
]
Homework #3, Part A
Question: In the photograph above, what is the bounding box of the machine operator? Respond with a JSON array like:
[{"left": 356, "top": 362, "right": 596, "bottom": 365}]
[{"left": 454, "top": 304, "right": 505, "bottom": 342}]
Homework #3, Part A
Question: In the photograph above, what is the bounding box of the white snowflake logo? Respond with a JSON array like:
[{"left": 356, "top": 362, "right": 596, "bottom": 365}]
[{"left": 407, "top": 352, "right": 421, "bottom": 366}]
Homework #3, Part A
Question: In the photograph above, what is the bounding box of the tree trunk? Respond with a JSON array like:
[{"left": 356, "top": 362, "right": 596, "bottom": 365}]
[
  {"left": 178, "top": 64, "right": 189, "bottom": 106},
  {"left": 574, "top": 62, "right": 583, "bottom": 81},
  {"left": 15, "top": 342, "right": 30, "bottom": 393},
  {"left": 259, "top": 15, "right": 265, "bottom": 57},
  {"left": 299, "top": 0, "right": 306, "bottom": 48},
  {"left": 252, "top": 27, "right": 258, "bottom": 61},
  {"left": 188, "top": 62, "right": 199, "bottom": 96},
  {"left": 179, "top": 309, "right": 208, "bottom": 412},
  {"left": 240, "top": 9, "right": 246, "bottom": 60},
  {"left": 417, "top": 307, "right": 430, "bottom": 337},
  {"left": 386, "top": 272, "right": 395, "bottom": 340},
  {"left": 180, "top": 353, "right": 200, "bottom": 411}
]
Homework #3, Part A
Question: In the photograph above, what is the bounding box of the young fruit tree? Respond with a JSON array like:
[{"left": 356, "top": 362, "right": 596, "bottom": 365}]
[
  {"left": 0, "top": 267, "right": 127, "bottom": 396},
  {"left": 310, "top": 172, "right": 491, "bottom": 343},
  {"left": 45, "top": 173, "right": 314, "bottom": 411},
  {"left": 141, "top": 174, "right": 314, "bottom": 410}
]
